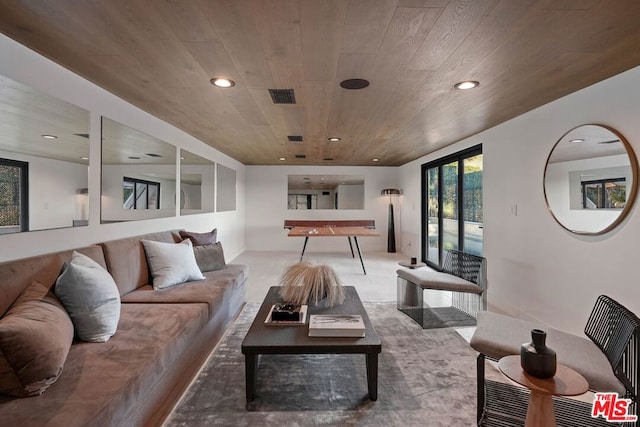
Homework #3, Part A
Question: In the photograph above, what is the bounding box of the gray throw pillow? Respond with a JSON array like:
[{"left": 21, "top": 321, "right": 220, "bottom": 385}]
[
  {"left": 179, "top": 228, "right": 217, "bottom": 246},
  {"left": 193, "top": 242, "right": 226, "bottom": 272},
  {"left": 55, "top": 252, "right": 121, "bottom": 343},
  {"left": 142, "top": 239, "right": 205, "bottom": 289}
]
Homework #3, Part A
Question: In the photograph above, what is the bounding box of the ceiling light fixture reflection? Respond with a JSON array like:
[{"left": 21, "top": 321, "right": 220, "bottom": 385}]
[
  {"left": 279, "top": 157, "right": 286, "bottom": 161},
  {"left": 570, "top": 138, "right": 585, "bottom": 143},
  {"left": 454, "top": 81, "right": 479, "bottom": 90},
  {"left": 210, "top": 78, "right": 235, "bottom": 88},
  {"left": 42, "top": 134, "right": 58, "bottom": 139},
  {"left": 372, "top": 158, "right": 380, "bottom": 162},
  {"left": 328, "top": 137, "right": 341, "bottom": 142}
]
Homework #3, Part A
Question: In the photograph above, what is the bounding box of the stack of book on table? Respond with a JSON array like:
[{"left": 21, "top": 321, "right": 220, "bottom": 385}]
[{"left": 308, "top": 314, "right": 365, "bottom": 337}]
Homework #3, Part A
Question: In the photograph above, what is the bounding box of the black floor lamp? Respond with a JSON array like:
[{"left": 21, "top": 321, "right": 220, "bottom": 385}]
[{"left": 381, "top": 188, "right": 400, "bottom": 253}]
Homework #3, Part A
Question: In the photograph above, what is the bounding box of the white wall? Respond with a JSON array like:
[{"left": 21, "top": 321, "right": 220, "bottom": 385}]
[
  {"left": 0, "top": 34, "right": 245, "bottom": 262},
  {"left": 399, "top": 65, "right": 640, "bottom": 335},
  {"left": 336, "top": 184, "right": 364, "bottom": 209},
  {"left": 246, "top": 166, "right": 398, "bottom": 252}
]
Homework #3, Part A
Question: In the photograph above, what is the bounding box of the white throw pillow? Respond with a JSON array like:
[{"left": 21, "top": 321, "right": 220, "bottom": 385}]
[
  {"left": 55, "top": 252, "right": 121, "bottom": 343},
  {"left": 141, "top": 239, "right": 205, "bottom": 290}
]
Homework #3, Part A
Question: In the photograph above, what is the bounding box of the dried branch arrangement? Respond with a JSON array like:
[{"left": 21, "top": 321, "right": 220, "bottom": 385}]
[{"left": 278, "top": 262, "right": 345, "bottom": 307}]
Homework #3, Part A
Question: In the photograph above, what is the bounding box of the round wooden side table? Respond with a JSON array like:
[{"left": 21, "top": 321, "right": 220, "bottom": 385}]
[{"left": 498, "top": 355, "right": 588, "bottom": 427}]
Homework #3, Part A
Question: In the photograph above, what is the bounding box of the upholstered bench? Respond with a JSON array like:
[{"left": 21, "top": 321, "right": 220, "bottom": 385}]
[
  {"left": 396, "top": 250, "right": 487, "bottom": 328},
  {"left": 470, "top": 295, "right": 639, "bottom": 425}
]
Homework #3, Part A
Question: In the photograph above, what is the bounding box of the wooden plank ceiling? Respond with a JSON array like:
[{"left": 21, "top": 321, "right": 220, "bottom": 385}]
[{"left": 1, "top": 0, "right": 640, "bottom": 166}]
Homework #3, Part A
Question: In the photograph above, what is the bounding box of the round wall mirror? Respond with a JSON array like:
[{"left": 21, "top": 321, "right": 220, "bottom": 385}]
[{"left": 544, "top": 124, "right": 638, "bottom": 235}]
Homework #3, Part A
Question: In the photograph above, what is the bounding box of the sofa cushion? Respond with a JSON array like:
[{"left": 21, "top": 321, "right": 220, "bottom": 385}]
[
  {"left": 100, "top": 231, "right": 179, "bottom": 296},
  {"left": 0, "top": 302, "right": 209, "bottom": 427},
  {"left": 0, "top": 281, "right": 74, "bottom": 397},
  {"left": 121, "top": 264, "right": 248, "bottom": 318},
  {"left": 396, "top": 268, "right": 482, "bottom": 294},
  {"left": 179, "top": 228, "right": 217, "bottom": 246},
  {"left": 142, "top": 239, "right": 205, "bottom": 290},
  {"left": 55, "top": 252, "right": 121, "bottom": 342},
  {"left": 193, "top": 242, "right": 226, "bottom": 272},
  {"left": 470, "top": 311, "right": 627, "bottom": 395}
]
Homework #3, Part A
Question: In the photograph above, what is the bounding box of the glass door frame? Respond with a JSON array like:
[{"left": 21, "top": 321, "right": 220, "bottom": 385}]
[{"left": 421, "top": 144, "right": 482, "bottom": 269}]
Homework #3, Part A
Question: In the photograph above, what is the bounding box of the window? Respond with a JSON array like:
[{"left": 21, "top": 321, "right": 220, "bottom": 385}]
[
  {"left": 0, "top": 158, "right": 28, "bottom": 233},
  {"left": 421, "top": 145, "right": 482, "bottom": 268},
  {"left": 123, "top": 177, "right": 160, "bottom": 210},
  {"left": 287, "top": 194, "right": 317, "bottom": 209},
  {"left": 581, "top": 178, "right": 626, "bottom": 209}
]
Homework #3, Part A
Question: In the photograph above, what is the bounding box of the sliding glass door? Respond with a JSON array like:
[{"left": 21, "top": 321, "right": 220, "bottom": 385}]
[{"left": 422, "top": 145, "right": 482, "bottom": 268}]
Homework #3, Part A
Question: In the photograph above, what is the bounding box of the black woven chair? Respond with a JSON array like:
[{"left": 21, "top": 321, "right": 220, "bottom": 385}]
[
  {"left": 443, "top": 249, "right": 488, "bottom": 318},
  {"left": 478, "top": 295, "right": 640, "bottom": 427},
  {"left": 396, "top": 250, "right": 487, "bottom": 328},
  {"left": 584, "top": 295, "right": 640, "bottom": 424}
]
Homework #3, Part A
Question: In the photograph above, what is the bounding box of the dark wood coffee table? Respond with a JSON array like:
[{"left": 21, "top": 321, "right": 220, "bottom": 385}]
[{"left": 241, "top": 286, "right": 382, "bottom": 403}]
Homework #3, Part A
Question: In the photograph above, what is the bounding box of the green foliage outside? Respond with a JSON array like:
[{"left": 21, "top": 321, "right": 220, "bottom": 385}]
[{"left": 0, "top": 165, "right": 20, "bottom": 226}]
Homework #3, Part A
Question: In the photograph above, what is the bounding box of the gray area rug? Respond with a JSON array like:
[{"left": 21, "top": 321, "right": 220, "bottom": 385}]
[{"left": 166, "top": 302, "right": 479, "bottom": 426}]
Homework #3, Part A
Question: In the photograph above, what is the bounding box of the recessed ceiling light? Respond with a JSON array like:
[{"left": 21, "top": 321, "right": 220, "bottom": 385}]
[
  {"left": 80, "top": 157, "right": 88, "bottom": 160},
  {"left": 570, "top": 138, "right": 585, "bottom": 143},
  {"left": 180, "top": 156, "right": 185, "bottom": 160},
  {"left": 328, "top": 137, "right": 341, "bottom": 142},
  {"left": 372, "top": 158, "right": 380, "bottom": 162},
  {"left": 210, "top": 78, "right": 235, "bottom": 88},
  {"left": 340, "top": 78, "right": 370, "bottom": 90},
  {"left": 42, "top": 134, "right": 58, "bottom": 139},
  {"left": 454, "top": 81, "right": 479, "bottom": 90},
  {"left": 279, "top": 157, "right": 286, "bottom": 161}
]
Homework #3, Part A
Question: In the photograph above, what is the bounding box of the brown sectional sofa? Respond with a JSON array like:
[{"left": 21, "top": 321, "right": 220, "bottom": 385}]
[{"left": 0, "top": 230, "right": 247, "bottom": 426}]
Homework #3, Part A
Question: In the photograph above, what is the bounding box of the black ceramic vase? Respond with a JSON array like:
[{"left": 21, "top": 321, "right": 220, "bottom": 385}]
[{"left": 520, "top": 329, "right": 557, "bottom": 379}]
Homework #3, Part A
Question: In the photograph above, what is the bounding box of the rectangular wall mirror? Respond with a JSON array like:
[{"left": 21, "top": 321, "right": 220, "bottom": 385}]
[
  {"left": 0, "top": 73, "right": 90, "bottom": 234},
  {"left": 180, "top": 149, "right": 215, "bottom": 215},
  {"left": 287, "top": 175, "right": 364, "bottom": 210},
  {"left": 101, "top": 117, "right": 177, "bottom": 223},
  {"left": 216, "top": 164, "right": 236, "bottom": 212}
]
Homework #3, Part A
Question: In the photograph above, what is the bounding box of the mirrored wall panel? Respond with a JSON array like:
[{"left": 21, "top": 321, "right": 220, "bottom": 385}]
[
  {"left": 0, "top": 74, "right": 90, "bottom": 234},
  {"left": 101, "top": 118, "right": 177, "bottom": 223},
  {"left": 287, "top": 175, "right": 364, "bottom": 210},
  {"left": 544, "top": 124, "right": 638, "bottom": 235},
  {"left": 216, "top": 164, "right": 236, "bottom": 212},
  {"left": 180, "top": 149, "right": 215, "bottom": 215}
]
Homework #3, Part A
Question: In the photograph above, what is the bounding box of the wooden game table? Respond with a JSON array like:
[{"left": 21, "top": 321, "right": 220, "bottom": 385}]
[{"left": 284, "top": 220, "right": 379, "bottom": 274}]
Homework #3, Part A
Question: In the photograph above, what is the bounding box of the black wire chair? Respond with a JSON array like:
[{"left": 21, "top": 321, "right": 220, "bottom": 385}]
[{"left": 478, "top": 295, "right": 640, "bottom": 427}]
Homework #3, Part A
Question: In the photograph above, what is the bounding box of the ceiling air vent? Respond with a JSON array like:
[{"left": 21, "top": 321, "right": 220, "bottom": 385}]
[
  {"left": 269, "top": 89, "right": 296, "bottom": 104},
  {"left": 295, "top": 154, "right": 306, "bottom": 159},
  {"left": 287, "top": 135, "right": 303, "bottom": 142}
]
